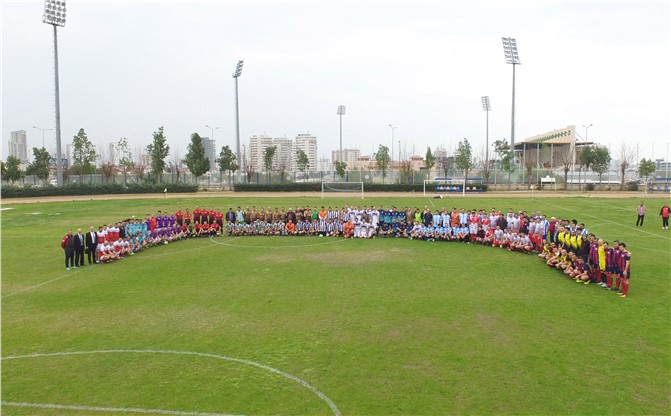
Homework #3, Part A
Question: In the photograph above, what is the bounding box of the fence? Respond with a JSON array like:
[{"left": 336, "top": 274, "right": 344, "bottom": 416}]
[{"left": 4, "top": 167, "right": 667, "bottom": 189}]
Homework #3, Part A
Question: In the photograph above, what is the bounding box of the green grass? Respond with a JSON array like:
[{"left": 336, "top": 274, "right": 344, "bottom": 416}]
[{"left": 2, "top": 195, "right": 670, "bottom": 415}]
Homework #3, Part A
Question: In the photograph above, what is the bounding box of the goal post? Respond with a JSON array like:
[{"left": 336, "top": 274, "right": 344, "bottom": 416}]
[{"left": 321, "top": 182, "right": 364, "bottom": 199}]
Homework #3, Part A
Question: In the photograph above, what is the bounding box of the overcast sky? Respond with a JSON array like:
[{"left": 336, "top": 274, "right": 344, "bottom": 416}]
[{"left": 2, "top": 0, "right": 670, "bottom": 164}]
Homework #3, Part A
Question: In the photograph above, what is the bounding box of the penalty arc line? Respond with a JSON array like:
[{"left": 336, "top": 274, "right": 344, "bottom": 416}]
[
  {"left": 0, "top": 401, "right": 240, "bottom": 416},
  {"left": 1, "top": 349, "right": 341, "bottom": 416}
]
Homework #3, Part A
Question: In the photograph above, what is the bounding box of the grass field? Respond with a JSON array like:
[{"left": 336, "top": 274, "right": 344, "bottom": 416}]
[{"left": 2, "top": 194, "right": 670, "bottom": 415}]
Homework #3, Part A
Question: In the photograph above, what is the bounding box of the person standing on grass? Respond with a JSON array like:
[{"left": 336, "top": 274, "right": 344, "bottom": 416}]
[
  {"left": 619, "top": 243, "right": 632, "bottom": 298},
  {"left": 636, "top": 202, "right": 646, "bottom": 226},
  {"left": 85, "top": 226, "right": 97, "bottom": 265},
  {"left": 659, "top": 203, "right": 670, "bottom": 229},
  {"left": 61, "top": 229, "right": 75, "bottom": 270},
  {"left": 74, "top": 228, "right": 85, "bottom": 267}
]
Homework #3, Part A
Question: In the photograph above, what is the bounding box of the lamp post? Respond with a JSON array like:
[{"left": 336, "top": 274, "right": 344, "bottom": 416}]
[
  {"left": 501, "top": 37, "right": 520, "bottom": 152},
  {"left": 337, "top": 105, "right": 346, "bottom": 162},
  {"left": 232, "top": 60, "right": 244, "bottom": 169},
  {"left": 481, "top": 96, "right": 491, "bottom": 181},
  {"left": 42, "top": 0, "right": 66, "bottom": 186},
  {"left": 32, "top": 125, "right": 53, "bottom": 149},
  {"left": 389, "top": 124, "right": 396, "bottom": 180},
  {"left": 583, "top": 124, "right": 593, "bottom": 142}
]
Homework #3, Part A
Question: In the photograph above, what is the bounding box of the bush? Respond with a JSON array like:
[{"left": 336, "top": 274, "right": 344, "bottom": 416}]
[
  {"left": 585, "top": 183, "right": 595, "bottom": 191},
  {"left": 625, "top": 181, "right": 639, "bottom": 192},
  {"left": 0, "top": 183, "right": 198, "bottom": 198}
]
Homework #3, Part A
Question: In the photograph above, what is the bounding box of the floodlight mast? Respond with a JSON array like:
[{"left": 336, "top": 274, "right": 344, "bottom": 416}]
[
  {"left": 337, "top": 105, "right": 346, "bottom": 162},
  {"left": 502, "top": 37, "right": 520, "bottom": 152},
  {"left": 481, "top": 96, "right": 491, "bottom": 177},
  {"left": 43, "top": 0, "right": 66, "bottom": 186},
  {"left": 233, "top": 60, "right": 244, "bottom": 172}
]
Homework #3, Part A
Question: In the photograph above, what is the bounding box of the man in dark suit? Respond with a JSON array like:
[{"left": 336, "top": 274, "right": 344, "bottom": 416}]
[
  {"left": 61, "top": 230, "right": 75, "bottom": 270},
  {"left": 74, "top": 228, "right": 86, "bottom": 267},
  {"left": 85, "top": 226, "right": 98, "bottom": 264}
]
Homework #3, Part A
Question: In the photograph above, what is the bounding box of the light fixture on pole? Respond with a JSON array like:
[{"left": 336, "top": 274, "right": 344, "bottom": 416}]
[
  {"left": 481, "top": 96, "right": 491, "bottom": 179},
  {"left": 232, "top": 60, "right": 244, "bottom": 170},
  {"left": 42, "top": 0, "right": 66, "bottom": 186},
  {"left": 582, "top": 124, "right": 593, "bottom": 142},
  {"left": 205, "top": 125, "right": 220, "bottom": 141},
  {"left": 501, "top": 37, "right": 520, "bottom": 152},
  {"left": 32, "top": 125, "right": 53, "bottom": 149},
  {"left": 337, "top": 105, "right": 346, "bottom": 163}
]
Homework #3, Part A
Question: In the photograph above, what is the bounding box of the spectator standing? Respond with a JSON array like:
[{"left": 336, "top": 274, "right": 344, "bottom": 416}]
[
  {"left": 61, "top": 230, "right": 75, "bottom": 270},
  {"left": 660, "top": 203, "right": 670, "bottom": 229},
  {"left": 636, "top": 202, "right": 646, "bottom": 226},
  {"left": 85, "top": 226, "right": 97, "bottom": 264}
]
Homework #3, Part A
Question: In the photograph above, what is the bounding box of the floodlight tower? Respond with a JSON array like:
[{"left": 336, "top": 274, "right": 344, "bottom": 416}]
[
  {"left": 42, "top": 0, "right": 66, "bottom": 186},
  {"left": 481, "top": 96, "right": 491, "bottom": 175},
  {"left": 337, "top": 105, "right": 346, "bottom": 162},
  {"left": 501, "top": 37, "right": 520, "bottom": 152},
  {"left": 233, "top": 60, "right": 244, "bottom": 168}
]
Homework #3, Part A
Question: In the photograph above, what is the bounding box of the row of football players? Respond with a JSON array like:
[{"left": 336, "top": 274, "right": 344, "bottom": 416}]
[{"left": 540, "top": 236, "right": 632, "bottom": 298}]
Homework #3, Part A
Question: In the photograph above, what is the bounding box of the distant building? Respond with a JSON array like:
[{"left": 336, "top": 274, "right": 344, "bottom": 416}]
[
  {"left": 200, "top": 136, "right": 217, "bottom": 172},
  {"left": 9, "top": 130, "right": 28, "bottom": 162},
  {"left": 294, "top": 133, "right": 318, "bottom": 172},
  {"left": 331, "top": 148, "right": 360, "bottom": 165},
  {"left": 248, "top": 133, "right": 319, "bottom": 173}
]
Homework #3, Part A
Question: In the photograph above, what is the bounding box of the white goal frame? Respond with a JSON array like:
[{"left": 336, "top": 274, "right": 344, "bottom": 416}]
[{"left": 321, "top": 182, "right": 364, "bottom": 199}]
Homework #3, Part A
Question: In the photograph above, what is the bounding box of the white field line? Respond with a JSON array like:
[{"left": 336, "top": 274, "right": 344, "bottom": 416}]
[
  {"left": 2, "top": 349, "right": 341, "bottom": 416},
  {"left": 0, "top": 401, "right": 239, "bottom": 416},
  {"left": 536, "top": 199, "right": 671, "bottom": 242},
  {"left": 2, "top": 242, "right": 216, "bottom": 299},
  {"left": 2, "top": 270, "right": 81, "bottom": 299}
]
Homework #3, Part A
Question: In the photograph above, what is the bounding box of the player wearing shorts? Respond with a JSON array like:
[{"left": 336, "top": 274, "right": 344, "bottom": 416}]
[{"left": 618, "top": 243, "right": 631, "bottom": 298}]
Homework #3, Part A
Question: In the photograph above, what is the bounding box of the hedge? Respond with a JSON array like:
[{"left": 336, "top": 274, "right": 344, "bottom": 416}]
[
  {"left": 1, "top": 183, "right": 198, "bottom": 198},
  {"left": 234, "top": 183, "right": 488, "bottom": 193}
]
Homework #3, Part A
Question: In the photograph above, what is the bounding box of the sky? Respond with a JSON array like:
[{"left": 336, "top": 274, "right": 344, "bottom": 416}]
[{"left": 2, "top": 0, "right": 670, "bottom": 165}]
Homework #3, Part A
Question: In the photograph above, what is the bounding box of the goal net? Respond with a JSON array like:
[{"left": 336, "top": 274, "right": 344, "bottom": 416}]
[{"left": 321, "top": 182, "right": 364, "bottom": 199}]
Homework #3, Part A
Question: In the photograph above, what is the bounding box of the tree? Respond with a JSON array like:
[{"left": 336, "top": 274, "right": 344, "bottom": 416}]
[
  {"left": 617, "top": 142, "right": 635, "bottom": 187},
  {"left": 185, "top": 133, "right": 210, "bottom": 183},
  {"left": 556, "top": 144, "right": 575, "bottom": 190},
  {"left": 71, "top": 128, "right": 97, "bottom": 179},
  {"left": 133, "top": 146, "right": 148, "bottom": 182},
  {"left": 25, "top": 147, "right": 51, "bottom": 184},
  {"left": 334, "top": 160, "right": 347, "bottom": 181},
  {"left": 97, "top": 145, "right": 115, "bottom": 183},
  {"left": 591, "top": 145, "right": 611, "bottom": 188},
  {"left": 262, "top": 146, "right": 276, "bottom": 183},
  {"left": 1, "top": 161, "right": 6, "bottom": 178},
  {"left": 217, "top": 145, "right": 239, "bottom": 184},
  {"left": 398, "top": 160, "right": 414, "bottom": 184},
  {"left": 454, "top": 138, "right": 474, "bottom": 181},
  {"left": 424, "top": 147, "right": 436, "bottom": 178},
  {"left": 638, "top": 158, "right": 657, "bottom": 192},
  {"left": 578, "top": 146, "right": 595, "bottom": 191},
  {"left": 296, "top": 149, "right": 310, "bottom": 182},
  {"left": 375, "top": 145, "right": 390, "bottom": 183},
  {"left": 4, "top": 155, "right": 24, "bottom": 184},
  {"left": 116, "top": 137, "right": 133, "bottom": 185},
  {"left": 500, "top": 151, "right": 515, "bottom": 188},
  {"left": 146, "top": 126, "right": 170, "bottom": 183}
]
